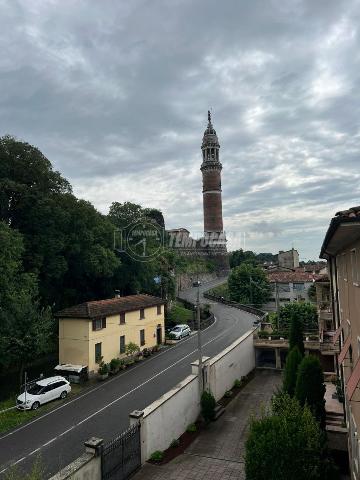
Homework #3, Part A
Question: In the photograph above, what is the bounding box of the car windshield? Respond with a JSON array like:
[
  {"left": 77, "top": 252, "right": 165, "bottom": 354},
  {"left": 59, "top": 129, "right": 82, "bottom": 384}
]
[
  {"left": 27, "top": 383, "right": 43, "bottom": 395},
  {"left": 172, "top": 327, "right": 181, "bottom": 332}
]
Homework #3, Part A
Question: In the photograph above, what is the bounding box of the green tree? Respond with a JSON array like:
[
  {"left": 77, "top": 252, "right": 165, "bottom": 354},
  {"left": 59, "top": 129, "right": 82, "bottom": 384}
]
[
  {"left": 0, "top": 223, "right": 53, "bottom": 380},
  {"left": 278, "top": 302, "right": 318, "bottom": 331},
  {"left": 0, "top": 136, "right": 121, "bottom": 310},
  {"left": 289, "top": 313, "right": 304, "bottom": 355},
  {"left": 283, "top": 346, "right": 303, "bottom": 396},
  {"left": 229, "top": 249, "right": 257, "bottom": 268},
  {"left": 228, "top": 263, "right": 271, "bottom": 306},
  {"left": 201, "top": 390, "right": 216, "bottom": 422},
  {"left": 245, "top": 393, "right": 337, "bottom": 480},
  {"left": 295, "top": 355, "right": 326, "bottom": 428}
]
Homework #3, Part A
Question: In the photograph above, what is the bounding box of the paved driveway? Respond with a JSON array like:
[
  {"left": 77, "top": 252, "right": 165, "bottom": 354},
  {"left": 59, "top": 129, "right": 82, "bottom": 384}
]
[{"left": 133, "top": 370, "right": 282, "bottom": 480}]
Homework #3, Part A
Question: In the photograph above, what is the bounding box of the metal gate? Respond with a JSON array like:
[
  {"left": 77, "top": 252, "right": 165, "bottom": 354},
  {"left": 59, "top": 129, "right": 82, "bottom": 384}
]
[{"left": 102, "top": 423, "right": 141, "bottom": 480}]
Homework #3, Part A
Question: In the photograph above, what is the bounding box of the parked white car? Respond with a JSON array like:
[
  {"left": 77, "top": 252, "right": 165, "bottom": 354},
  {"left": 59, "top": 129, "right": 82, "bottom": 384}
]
[
  {"left": 16, "top": 376, "right": 71, "bottom": 410},
  {"left": 170, "top": 324, "right": 191, "bottom": 339}
]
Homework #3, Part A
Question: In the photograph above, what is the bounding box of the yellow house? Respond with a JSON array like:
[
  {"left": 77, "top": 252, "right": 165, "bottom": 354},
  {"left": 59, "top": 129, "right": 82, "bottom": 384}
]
[{"left": 55, "top": 294, "right": 165, "bottom": 373}]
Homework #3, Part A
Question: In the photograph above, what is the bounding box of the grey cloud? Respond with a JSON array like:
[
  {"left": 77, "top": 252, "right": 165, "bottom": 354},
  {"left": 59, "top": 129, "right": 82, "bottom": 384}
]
[{"left": 1, "top": 0, "right": 360, "bottom": 260}]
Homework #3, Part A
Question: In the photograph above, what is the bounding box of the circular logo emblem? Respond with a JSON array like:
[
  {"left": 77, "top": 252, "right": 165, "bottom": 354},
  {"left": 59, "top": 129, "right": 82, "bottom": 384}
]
[{"left": 126, "top": 220, "right": 163, "bottom": 262}]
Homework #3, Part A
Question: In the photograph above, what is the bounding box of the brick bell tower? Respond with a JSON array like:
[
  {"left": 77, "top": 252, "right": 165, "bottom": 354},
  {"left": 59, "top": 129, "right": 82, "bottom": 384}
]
[{"left": 201, "top": 111, "right": 229, "bottom": 274}]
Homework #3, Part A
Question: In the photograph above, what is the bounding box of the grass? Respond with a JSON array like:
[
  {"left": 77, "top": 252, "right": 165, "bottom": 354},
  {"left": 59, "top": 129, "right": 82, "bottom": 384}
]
[
  {"left": 208, "top": 282, "right": 229, "bottom": 299},
  {"left": 166, "top": 303, "right": 193, "bottom": 325},
  {"left": 0, "top": 384, "right": 83, "bottom": 434}
]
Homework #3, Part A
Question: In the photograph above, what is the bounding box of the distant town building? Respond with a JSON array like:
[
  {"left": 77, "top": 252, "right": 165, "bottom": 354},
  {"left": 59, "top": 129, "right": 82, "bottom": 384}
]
[
  {"left": 278, "top": 248, "right": 299, "bottom": 269},
  {"left": 56, "top": 294, "right": 165, "bottom": 374},
  {"left": 264, "top": 270, "right": 320, "bottom": 312},
  {"left": 320, "top": 205, "right": 360, "bottom": 478}
]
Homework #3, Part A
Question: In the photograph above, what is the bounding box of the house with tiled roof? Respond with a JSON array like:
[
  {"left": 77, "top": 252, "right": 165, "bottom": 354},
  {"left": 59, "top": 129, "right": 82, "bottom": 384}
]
[
  {"left": 264, "top": 269, "right": 321, "bottom": 312},
  {"left": 55, "top": 294, "right": 165, "bottom": 373}
]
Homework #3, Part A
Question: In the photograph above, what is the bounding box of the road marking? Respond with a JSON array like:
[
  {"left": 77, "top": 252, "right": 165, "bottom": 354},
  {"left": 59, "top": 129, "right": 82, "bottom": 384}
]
[
  {"left": 42, "top": 437, "right": 57, "bottom": 447},
  {"left": 0, "top": 305, "right": 217, "bottom": 442},
  {"left": 0, "top": 325, "right": 230, "bottom": 475}
]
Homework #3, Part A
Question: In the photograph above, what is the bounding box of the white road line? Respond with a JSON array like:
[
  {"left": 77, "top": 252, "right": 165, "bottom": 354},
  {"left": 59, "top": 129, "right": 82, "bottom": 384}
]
[
  {"left": 0, "top": 306, "right": 217, "bottom": 442},
  {"left": 42, "top": 437, "right": 57, "bottom": 447},
  {"left": 0, "top": 326, "right": 229, "bottom": 475}
]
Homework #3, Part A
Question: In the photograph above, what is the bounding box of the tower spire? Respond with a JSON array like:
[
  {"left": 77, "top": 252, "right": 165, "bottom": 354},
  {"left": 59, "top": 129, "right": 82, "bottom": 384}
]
[{"left": 208, "top": 109, "right": 211, "bottom": 124}]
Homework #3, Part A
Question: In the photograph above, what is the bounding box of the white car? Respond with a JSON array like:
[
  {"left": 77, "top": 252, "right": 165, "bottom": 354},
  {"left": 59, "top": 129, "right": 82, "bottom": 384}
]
[
  {"left": 16, "top": 376, "right": 71, "bottom": 410},
  {"left": 170, "top": 324, "right": 191, "bottom": 339}
]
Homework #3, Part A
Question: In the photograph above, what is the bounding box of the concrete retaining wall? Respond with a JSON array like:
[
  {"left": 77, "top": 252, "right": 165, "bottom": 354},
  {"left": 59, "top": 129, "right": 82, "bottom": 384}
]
[
  {"left": 208, "top": 329, "right": 256, "bottom": 401},
  {"left": 135, "top": 374, "right": 199, "bottom": 461}
]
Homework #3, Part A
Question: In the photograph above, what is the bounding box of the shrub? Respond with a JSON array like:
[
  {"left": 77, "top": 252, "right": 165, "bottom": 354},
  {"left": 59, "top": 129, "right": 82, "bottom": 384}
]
[
  {"left": 201, "top": 390, "right": 216, "bottom": 422},
  {"left": 295, "top": 355, "right": 326, "bottom": 428},
  {"left": 278, "top": 302, "right": 318, "bottom": 331},
  {"left": 150, "top": 451, "right": 164, "bottom": 462},
  {"left": 245, "top": 395, "right": 335, "bottom": 480},
  {"left": 289, "top": 313, "right": 304, "bottom": 355},
  {"left": 109, "top": 358, "right": 121, "bottom": 372},
  {"left": 224, "top": 390, "right": 233, "bottom": 398},
  {"left": 233, "top": 379, "right": 242, "bottom": 388},
  {"left": 186, "top": 423, "right": 197, "bottom": 433},
  {"left": 98, "top": 362, "right": 109, "bottom": 376},
  {"left": 283, "top": 346, "right": 303, "bottom": 396},
  {"left": 170, "top": 438, "right": 180, "bottom": 448},
  {"left": 125, "top": 342, "right": 140, "bottom": 356}
]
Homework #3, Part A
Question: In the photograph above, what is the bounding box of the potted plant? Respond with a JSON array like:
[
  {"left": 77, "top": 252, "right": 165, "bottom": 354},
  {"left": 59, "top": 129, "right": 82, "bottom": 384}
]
[
  {"left": 98, "top": 361, "right": 109, "bottom": 380},
  {"left": 110, "top": 358, "right": 121, "bottom": 374}
]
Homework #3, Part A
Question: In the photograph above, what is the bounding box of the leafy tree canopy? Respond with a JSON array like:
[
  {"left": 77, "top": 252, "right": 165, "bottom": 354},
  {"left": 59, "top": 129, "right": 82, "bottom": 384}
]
[
  {"left": 0, "top": 222, "right": 53, "bottom": 377},
  {"left": 277, "top": 302, "right": 318, "bottom": 331},
  {"left": 228, "top": 263, "right": 271, "bottom": 306},
  {"left": 246, "top": 393, "right": 338, "bottom": 480},
  {"left": 295, "top": 355, "right": 326, "bottom": 428},
  {"left": 283, "top": 346, "right": 303, "bottom": 396}
]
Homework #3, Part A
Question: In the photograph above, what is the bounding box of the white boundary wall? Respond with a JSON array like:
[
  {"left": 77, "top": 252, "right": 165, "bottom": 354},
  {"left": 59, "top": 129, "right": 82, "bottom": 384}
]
[
  {"left": 208, "top": 329, "right": 255, "bottom": 401},
  {"left": 134, "top": 374, "right": 200, "bottom": 461}
]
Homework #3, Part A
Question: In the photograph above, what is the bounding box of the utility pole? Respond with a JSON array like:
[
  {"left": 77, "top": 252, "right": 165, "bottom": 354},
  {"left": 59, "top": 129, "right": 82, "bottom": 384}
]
[
  {"left": 197, "top": 271, "right": 203, "bottom": 395},
  {"left": 249, "top": 274, "right": 253, "bottom": 306},
  {"left": 275, "top": 282, "right": 280, "bottom": 330}
]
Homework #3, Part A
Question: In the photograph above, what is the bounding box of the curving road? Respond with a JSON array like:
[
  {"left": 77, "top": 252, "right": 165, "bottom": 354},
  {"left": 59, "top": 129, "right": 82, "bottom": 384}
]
[{"left": 0, "top": 279, "right": 256, "bottom": 477}]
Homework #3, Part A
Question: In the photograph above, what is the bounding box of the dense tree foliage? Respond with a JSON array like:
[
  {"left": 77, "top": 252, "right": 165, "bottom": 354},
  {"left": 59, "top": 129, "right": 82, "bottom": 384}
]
[
  {"left": 0, "top": 136, "right": 214, "bottom": 377},
  {"left": 246, "top": 395, "right": 322, "bottom": 480},
  {"left": 229, "top": 249, "right": 277, "bottom": 268},
  {"left": 277, "top": 302, "right": 318, "bottom": 331},
  {"left": 228, "top": 263, "right": 271, "bottom": 306},
  {"left": 0, "top": 222, "right": 53, "bottom": 379},
  {"left": 295, "top": 355, "right": 326, "bottom": 428},
  {"left": 289, "top": 313, "right": 305, "bottom": 355},
  {"left": 283, "top": 346, "right": 303, "bottom": 396},
  {"left": 245, "top": 393, "right": 338, "bottom": 480}
]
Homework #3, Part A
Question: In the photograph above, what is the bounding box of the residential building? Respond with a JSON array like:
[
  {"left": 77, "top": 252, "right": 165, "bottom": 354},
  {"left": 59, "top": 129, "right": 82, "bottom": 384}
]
[
  {"left": 320, "top": 206, "right": 360, "bottom": 479},
  {"left": 278, "top": 248, "right": 299, "bottom": 269},
  {"left": 56, "top": 294, "right": 165, "bottom": 374},
  {"left": 264, "top": 270, "right": 320, "bottom": 312}
]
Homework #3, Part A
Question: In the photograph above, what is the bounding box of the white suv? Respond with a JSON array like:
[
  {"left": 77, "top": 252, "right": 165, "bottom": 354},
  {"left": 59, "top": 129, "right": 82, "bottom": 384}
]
[
  {"left": 16, "top": 376, "right": 71, "bottom": 410},
  {"left": 170, "top": 324, "right": 191, "bottom": 339}
]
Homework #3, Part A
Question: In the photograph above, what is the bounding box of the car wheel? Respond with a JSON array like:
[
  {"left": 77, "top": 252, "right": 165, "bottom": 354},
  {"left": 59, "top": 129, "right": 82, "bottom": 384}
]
[
  {"left": 32, "top": 401, "right": 40, "bottom": 410},
  {"left": 60, "top": 391, "right": 68, "bottom": 400}
]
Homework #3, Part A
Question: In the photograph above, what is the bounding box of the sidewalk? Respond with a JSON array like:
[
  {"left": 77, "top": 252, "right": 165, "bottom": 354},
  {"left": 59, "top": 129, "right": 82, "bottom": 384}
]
[{"left": 133, "top": 369, "right": 281, "bottom": 480}]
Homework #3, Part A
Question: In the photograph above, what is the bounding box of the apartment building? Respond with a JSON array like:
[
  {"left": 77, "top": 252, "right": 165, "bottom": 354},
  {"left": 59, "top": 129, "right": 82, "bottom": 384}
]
[{"left": 320, "top": 206, "right": 360, "bottom": 479}]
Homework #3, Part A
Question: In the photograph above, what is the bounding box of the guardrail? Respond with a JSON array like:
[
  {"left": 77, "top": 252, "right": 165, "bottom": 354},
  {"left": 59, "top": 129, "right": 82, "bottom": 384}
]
[{"left": 203, "top": 292, "right": 267, "bottom": 320}]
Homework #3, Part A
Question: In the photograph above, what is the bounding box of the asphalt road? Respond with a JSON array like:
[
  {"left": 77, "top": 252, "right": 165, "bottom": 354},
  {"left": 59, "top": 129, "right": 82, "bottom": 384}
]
[{"left": 0, "top": 279, "right": 256, "bottom": 477}]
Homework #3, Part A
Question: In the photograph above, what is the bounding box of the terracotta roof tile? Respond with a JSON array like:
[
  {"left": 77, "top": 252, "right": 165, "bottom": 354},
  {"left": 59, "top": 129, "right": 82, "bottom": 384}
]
[
  {"left": 55, "top": 294, "right": 165, "bottom": 319},
  {"left": 267, "top": 271, "right": 321, "bottom": 283}
]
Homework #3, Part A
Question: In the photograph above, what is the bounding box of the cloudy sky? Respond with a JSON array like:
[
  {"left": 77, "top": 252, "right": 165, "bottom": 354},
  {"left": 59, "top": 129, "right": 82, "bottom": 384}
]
[{"left": 1, "top": 0, "right": 360, "bottom": 260}]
